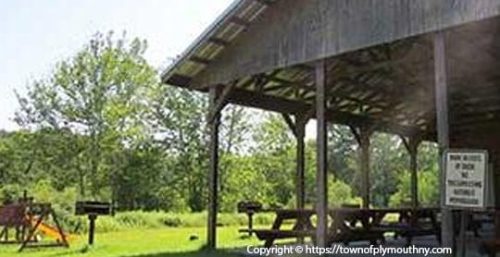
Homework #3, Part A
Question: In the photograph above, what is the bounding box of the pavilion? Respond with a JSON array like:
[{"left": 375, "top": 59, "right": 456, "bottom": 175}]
[{"left": 161, "top": 0, "right": 500, "bottom": 251}]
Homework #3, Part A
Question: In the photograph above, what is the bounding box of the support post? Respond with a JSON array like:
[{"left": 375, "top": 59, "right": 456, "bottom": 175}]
[
  {"left": 434, "top": 31, "right": 454, "bottom": 250},
  {"left": 359, "top": 128, "right": 371, "bottom": 209},
  {"left": 401, "top": 136, "right": 421, "bottom": 208},
  {"left": 296, "top": 116, "right": 306, "bottom": 211},
  {"left": 207, "top": 86, "right": 222, "bottom": 249},
  {"left": 409, "top": 138, "right": 420, "bottom": 208},
  {"left": 296, "top": 114, "right": 307, "bottom": 244},
  {"left": 351, "top": 126, "right": 372, "bottom": 209},
  {"left": 283, "top": 112, "right": 309, "bottom": 244},
  {"left": 315, "top": 60, "right": 328, "bottom": 247}
]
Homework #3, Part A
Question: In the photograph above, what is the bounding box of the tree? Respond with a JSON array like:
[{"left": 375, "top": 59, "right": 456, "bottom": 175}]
[
  {"left": 147, "top": 84, "right": 209, "bottom": 212},
  {"left": 250, "top": 113, "right": 296, "bottom": 207},
  {"left": 388, "top": 141, "right": 440, "bottom": 207},
  {"left": 370, "top": 133, "right": 407, "bottom": 207},
  {"left": 15, "top": 31, "right": 158, "bottom": 199}
]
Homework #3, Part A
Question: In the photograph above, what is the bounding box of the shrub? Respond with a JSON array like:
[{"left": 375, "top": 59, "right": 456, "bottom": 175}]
[{"left": 0, "top": 184, "right": 22, "bottom": 204}]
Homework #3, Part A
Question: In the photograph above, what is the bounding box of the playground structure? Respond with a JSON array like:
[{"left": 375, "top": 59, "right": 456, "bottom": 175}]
[{"left": 0, "top": 196, "right": 71, "bottom": 252}]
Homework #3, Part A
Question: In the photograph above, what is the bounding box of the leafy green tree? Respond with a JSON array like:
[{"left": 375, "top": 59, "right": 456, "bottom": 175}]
[
  {"left": 148, "top": 85, "right": 209, "bottom": 212},
  {"left": 15, "top": 31, "right": 158, "bottom": 199},
  {"left": 388, "top": 168, "right": 439, "bottom": 207},
  {"left": 328, "top": 125, "right": 358, "bottom": 183},
  {"left": 370, "top": 133, "right": 407, "bottom": 207},
  {"left": 328, "top": 179, "right": 362, "bottom": 207},
  {"left": 251, "top": 113, "right": 295, "bottom": 207},
  {"left": 389, "top": 142, "right": 440, "bottom": 207},
  {"left": 113, "top": 144, "right": 166, "bottom": 210},
  {"left": 219, "top": 154, "right": 270, "bottom": 212}
]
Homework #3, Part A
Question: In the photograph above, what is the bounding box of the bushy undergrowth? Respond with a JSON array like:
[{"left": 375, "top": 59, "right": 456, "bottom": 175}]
[
  {"left": 68, "top": 211, "right": 276, "bottom": 234},
  {"left": 0, "top": 181, "right": 276, "bottom": 234}
]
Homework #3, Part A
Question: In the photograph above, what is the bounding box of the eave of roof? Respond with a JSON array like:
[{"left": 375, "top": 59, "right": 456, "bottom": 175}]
[{"left": 161, "top": 0, "right": 270, "bottom": 87}]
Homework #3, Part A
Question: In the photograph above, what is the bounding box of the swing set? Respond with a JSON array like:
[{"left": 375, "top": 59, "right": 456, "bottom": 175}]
[{"left": 0, "top": 196, "right": 72, "bottom": 252}]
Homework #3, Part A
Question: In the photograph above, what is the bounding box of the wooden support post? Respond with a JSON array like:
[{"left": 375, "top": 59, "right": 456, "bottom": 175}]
[
  {"left": 296, "top": 116, "right": 306, "bottom": 211},
  {"left": 283, "top": 112, "right": 309, "bottom": 244},
  {"left": 207, "top": 82, "right": 236, "bottom": 123},
  {"left": 409, "top": 138, "right": 420, "bottom": 208},
  {"left": 359, "top": 128, "right": 371, "bottom": 209},
  {"left": 315, "top": 60, "right": 328, "bottom": 247},
  {"left": 434, "top": 31, "right": 454, "bottom": 250},
  {"left": 282, "top": 114, "right": 297, "bottom": 137},
  {"left": 207, "top": 86, "right": 222, "bottom": 249},
  {"left": 401, "top": 136, "right": 421, "bottom": 208},
  {"left": 350, "top": 126, "right": 372, "bottom": 209},
  {"left": 282, "top": 112, "right": 310, "bottom": 211}
]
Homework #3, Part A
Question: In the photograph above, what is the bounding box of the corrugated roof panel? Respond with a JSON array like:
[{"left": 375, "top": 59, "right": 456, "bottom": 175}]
[
  {"left": 214, "top": 23, "right": 245, "bottom": 44},
  {"left": 162, "top": 0, "right": 273, "bottom": 86},
  {"left": 197, "top": 43, "right": 224, "bottom": 61}
]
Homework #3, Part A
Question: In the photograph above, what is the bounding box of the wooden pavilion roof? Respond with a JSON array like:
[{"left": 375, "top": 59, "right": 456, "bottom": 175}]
[{"left": 161, "top": 0, "right": 500, "bottom": 142}]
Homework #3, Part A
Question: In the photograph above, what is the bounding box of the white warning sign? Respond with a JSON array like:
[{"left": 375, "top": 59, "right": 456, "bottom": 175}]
[{"left": 445, "top": 150, "right": 488, "bottom": 209}]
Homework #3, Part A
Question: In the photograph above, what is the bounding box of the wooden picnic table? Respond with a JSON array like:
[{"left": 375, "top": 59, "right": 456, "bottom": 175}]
[
  {"left": 357, "top": 207, "right": 441, "bottom": 245},
  {"left": 239, "top": 209, "right": 316, "bottom": 247},
  {"left": 240, "top": 207, "right": 440, "bottom": 247}
]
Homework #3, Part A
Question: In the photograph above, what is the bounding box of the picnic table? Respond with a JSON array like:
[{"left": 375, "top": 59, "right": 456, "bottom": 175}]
[
  {"left": 239, "top": 206, "right": 440, "bottom": 247},
  {"left": 239, "top": 209, "right": 316, "bottom": 247},
  {"left": 363, "top": 207, "right": 441, "bottom": 245}
]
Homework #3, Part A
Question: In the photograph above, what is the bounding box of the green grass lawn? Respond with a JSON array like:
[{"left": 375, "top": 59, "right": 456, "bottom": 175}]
[
  {"left": 0, "top": 226, "right": 266, "bottom": 257},
  {"left": 0, "top": 214, "right": 400, "bottom": 257}
]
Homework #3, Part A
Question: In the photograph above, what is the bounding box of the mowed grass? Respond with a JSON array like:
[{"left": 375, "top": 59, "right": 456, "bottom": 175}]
[
  {"left": 0, "top": 213, "right": 400, "bottom": 257},
  {"left": 0, "top": 226, "right": 265, "bottom": 257}
]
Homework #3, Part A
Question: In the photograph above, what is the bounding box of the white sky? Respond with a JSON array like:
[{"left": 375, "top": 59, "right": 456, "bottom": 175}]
[
  {"left": 0, "top": 0, "right": 317, "bottom": 138},
  {"left": 0, "top": 0, "right": 233, "bottom": 131}
]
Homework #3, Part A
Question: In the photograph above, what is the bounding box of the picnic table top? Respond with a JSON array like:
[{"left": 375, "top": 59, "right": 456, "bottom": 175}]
[{"left": 265, "top": 207, "right": 440, "bottom": 215}]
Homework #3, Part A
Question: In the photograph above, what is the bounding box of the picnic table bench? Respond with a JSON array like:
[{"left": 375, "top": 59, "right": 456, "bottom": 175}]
[
  {"left": 239, "top": 206, "right": 440, "bottom": 247},
  {"left": 239, "top": 209, "right": 316, "bottom": 247},
  {"left": 327, "top": 208, "right": 385, "bottom": 246},
  {"left": 368, "top": 207, "right": 441, "bottom": 245}
]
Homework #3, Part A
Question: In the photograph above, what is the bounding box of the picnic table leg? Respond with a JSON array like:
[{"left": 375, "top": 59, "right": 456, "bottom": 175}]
[
  {"left": 371, "top": 213, "right": 384, "bottom": 245},
  {"left": 0, "top": 227, "right": 6, "bottom": 242},
  {"left": 264, "top": 238, "right": 274, "bottom": 248},
  {"left": 326, "top": 211, "right": 341, "bottom": 246},
  {"left": 292, "top": 215, "right": 308, "bottom": 244},
  {"left": 430, "top": 211, "right": 441, "bottom": 244},
  {"left": 264, "top": 215, "right": 284, "bottom": 247},
  {"left": 372, "top": 212, "right": 386, "bottom": 226}
]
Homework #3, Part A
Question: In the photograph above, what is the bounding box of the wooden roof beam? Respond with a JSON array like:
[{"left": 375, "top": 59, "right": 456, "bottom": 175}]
[
  {"left": 255, "top": 0, "right": 274, "bottom": 5},
  {"left": 229, "top": 16, "right": 250, "bottom": 27},
  {"left": 226, "top": 88, "right": 429, "bottom": 139},
  {"left": 208, "top": 37, "right": 230, "bottom": 47},
  {"left": 165, "top": 74, "right": 193, "bottom": 88},
  {"left": 189, "top": 56, "right": 212, "bottom": 65}
]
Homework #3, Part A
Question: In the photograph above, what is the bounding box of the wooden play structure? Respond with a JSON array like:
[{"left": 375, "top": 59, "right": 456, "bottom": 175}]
[{"left": 0, "top": 197, "right": 71, "bottom": 251}]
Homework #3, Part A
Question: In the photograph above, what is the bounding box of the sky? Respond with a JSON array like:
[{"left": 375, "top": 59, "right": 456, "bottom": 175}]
[
  {"left": 0, "top": 0, "right": 233, "bottom": 131},
  {"left": 0, "top": 0, "right": 316, "bottom": 137}
]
